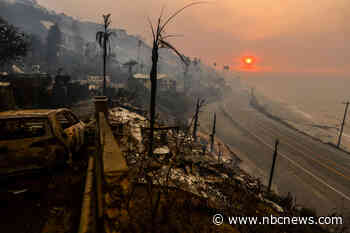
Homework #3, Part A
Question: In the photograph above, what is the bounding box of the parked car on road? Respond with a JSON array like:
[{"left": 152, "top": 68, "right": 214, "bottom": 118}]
[{"left": 0, "top": 108, "right": 85, "bottom": 176}]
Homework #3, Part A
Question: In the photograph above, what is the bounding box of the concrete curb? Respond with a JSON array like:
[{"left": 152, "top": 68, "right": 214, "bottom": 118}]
[{"left": 78, "top": 156, "right": 96, "bottom": 233}]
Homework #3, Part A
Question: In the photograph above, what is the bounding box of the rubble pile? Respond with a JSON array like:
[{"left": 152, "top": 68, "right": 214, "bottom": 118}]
[
  {"left": 108, "top": 107, "right": 286, "bottom": 215},
  {"left": 109, "top": 107, "right": 147, "bottom": 154},
  {"left": 103, "top": 107, "right": 333, "bottom": 233}
]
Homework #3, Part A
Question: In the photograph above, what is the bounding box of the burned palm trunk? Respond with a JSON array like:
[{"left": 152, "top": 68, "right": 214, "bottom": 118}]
[
  {"left": 210, "top": 112, "right": 216, "bottom": 152},
  {"left": 103, "top": 35, "right": 107, "bottom": 96},
  {"left": 146, "top": 2, "right": 205, "bottom": 155},
  {"left": 148, "top": 41, "right": 159, "bottom": 156},
  {"left": 96, "top": 14, "right": 115, "bottom": 96},
  {"left": 192, "top": 98, "right": 200, "bottom": 142}
]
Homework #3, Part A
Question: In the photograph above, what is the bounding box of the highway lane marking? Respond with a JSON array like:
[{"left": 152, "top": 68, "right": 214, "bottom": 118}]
[
  {"left": 244, "top": 125, "right": 350, "bottom": 201},
  {"left": 238, "top": 101, "right": 350, "bottom": 162},
  {"left": 252, "top": 120, "right": 350, "bottom": 181},
  {"left": 289, "top": 170, "right": 328, "bottom": 201},
  {"left": 279, "top": 141, "right": 350, "bottom": 182},
  {"left": 221, "top": 102, "right": 350, "bottom": 177},
  {"left": 220, "top": 106, "right": 350, "bottom": 202},
  {"left": 253, "top": 121, "right": 350, "bottom": 173}
]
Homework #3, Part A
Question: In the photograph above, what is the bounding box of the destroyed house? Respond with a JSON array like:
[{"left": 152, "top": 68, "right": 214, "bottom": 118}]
[
  {"left": 0, "top": 73, "right": 52, "bottom": 108},
  {"left": 0, "top": 82, "right": 16, "bottom": 110},
  {"left": 133, "top": 73, "right": 177, "bottom": 92}
]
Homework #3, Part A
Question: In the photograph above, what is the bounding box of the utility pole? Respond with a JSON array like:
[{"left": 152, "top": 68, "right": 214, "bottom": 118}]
[
  {"left": 337, "top": 101, "right": 350, "bottom": 148},
  {"left": 210, "top": 112, "right": 216, "bottom": 152},
  {"left": 268, "top": 139, "right": 279, "bottom": 193}
]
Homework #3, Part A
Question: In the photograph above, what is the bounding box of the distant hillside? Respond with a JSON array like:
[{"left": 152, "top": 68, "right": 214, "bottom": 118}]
[
  {"left": 0, "top": 0, "right": 227, "bottom": 94},
  {"left": 0, "top": 0, "right": 182, "bottom": 72}
]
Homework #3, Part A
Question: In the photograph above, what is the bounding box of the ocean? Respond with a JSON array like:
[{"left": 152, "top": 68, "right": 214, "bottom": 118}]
[{"left": 240, "top": 75, "right": 350, "bottom": 150}]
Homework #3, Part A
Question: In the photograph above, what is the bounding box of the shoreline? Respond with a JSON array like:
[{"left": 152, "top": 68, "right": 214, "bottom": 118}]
[{"left": 248, "top": 89, "right": 350, "bottom": 156}]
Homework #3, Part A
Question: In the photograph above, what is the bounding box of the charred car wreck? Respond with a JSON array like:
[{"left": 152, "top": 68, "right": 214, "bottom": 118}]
[{"left": 0, "top": 108, "right": 85, "bottom": 176}]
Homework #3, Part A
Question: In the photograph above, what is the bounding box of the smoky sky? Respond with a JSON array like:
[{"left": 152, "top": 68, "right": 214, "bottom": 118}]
[{"left": 37, "top": 0, "right": 350, "bottom": 77}]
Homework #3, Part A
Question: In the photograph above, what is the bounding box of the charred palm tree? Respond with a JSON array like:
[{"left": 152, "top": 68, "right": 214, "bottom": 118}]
[
  {"left": 147, "top": 2, "right": 206, "bottom": 156},
  {"left": 96, "top": 14, "right": 115, "bottom": 96}
]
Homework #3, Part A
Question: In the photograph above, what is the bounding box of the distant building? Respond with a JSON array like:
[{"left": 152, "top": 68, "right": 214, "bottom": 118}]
[
  {"left": 11, "top": 65, "right": 24, "bottom": 74},
  {"left": 31, "top": 65, "right": 41, "bottom": 73},
  {"left": 86, "top": 75, "right": 111, "bottom": 90},
  {"left": 0, "top": 82, "right": 16, "bottom": 110},
  {"left": 159, "top": 79, "right": 176, "bottom": 91},
  {"left": 0, "top": 73, "right": 52, "bottom": 108},
  {"left": 133, "top": 73, "right": 176, "bottom": 92}
]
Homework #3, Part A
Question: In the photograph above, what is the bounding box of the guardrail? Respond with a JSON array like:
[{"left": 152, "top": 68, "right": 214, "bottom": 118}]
[
  {"left": 78, "top": 155, "right": 96, "bottom": 233},
  {"left": 78, "top": 100, "right": 128, "bottom": 233},
  {"left": 77, "top": 118, "right": 102, "bottom": 233}
]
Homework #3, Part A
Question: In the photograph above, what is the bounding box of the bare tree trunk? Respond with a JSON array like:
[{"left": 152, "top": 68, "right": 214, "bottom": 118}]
[
  {"left": 193, "top": 98, "right": 199, "bottom": 142},
  {"left": 148, "top": 42, "right": 159, "bottom": 156}
]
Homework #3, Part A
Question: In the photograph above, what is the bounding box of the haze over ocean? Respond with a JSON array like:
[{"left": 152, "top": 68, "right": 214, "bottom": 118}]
[{"left": 242, "top": 75, "right": 350, "bottom": 146}]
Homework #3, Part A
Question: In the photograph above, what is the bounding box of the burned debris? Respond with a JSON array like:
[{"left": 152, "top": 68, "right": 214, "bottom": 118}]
[
  {"left": 101, "top": 106, "right": 332, "bottom": 233},
  {"left": 0, "top": 1, "right": 345, "bottom": 233}
]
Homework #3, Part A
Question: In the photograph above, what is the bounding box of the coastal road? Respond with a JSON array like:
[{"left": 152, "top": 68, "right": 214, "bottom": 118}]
[{"left": 202, "top": 85, "right": 350, "bottom": 217}]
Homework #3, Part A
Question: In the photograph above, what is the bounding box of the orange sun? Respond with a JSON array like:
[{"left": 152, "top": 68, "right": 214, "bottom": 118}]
[{"left": 244, "top": 57, "right": 253, "bottom": 65}]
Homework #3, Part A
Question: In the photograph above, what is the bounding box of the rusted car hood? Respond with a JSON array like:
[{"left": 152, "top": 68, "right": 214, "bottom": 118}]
[{"left": 0, "top": 136, "right": 55, "bottom": 175}]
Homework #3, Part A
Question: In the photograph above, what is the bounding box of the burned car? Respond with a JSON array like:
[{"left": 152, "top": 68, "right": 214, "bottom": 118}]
[{"left": 0, "top": 109, "right": 85, "bottom": 176}]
